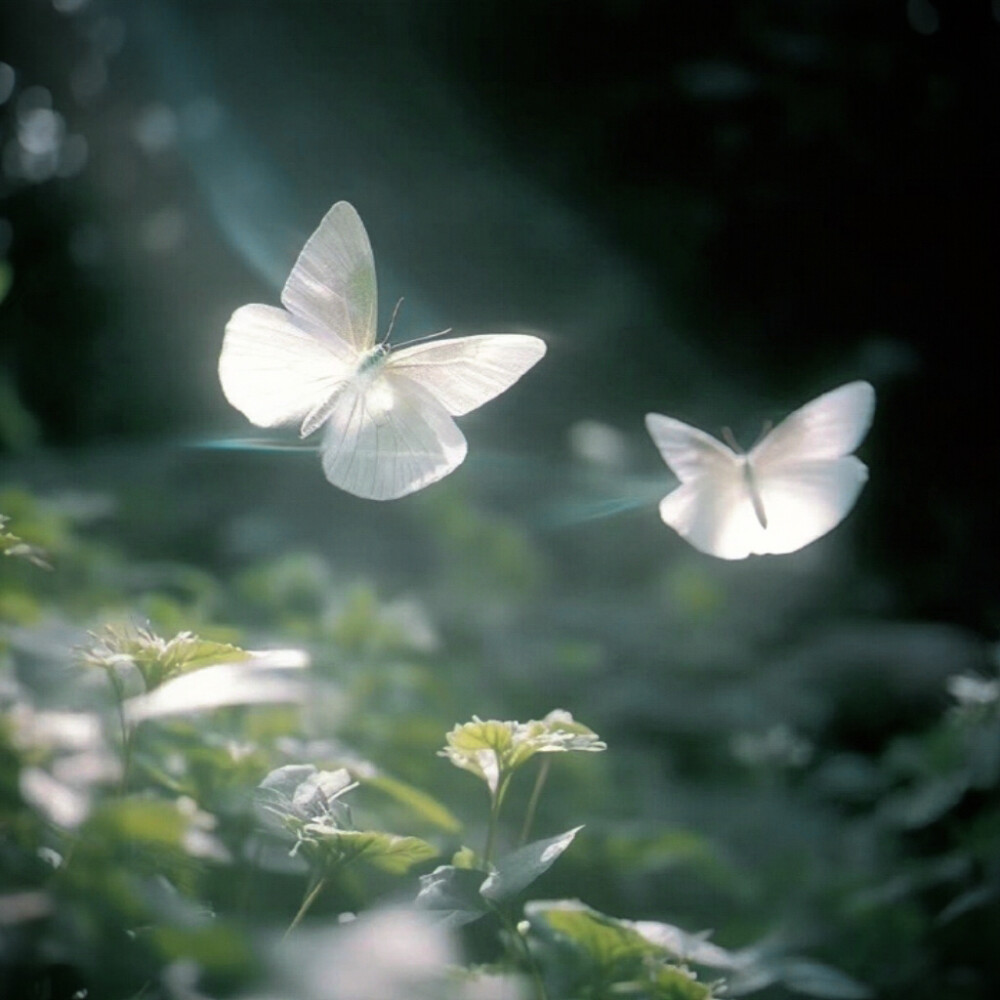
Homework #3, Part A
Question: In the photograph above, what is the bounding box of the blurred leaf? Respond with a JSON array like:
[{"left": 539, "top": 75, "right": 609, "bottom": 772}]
[
  {"left": 936, "top": 884, "right": 998, "bottom": 925},
  {"left": 644, "top": 963, "right": 719, "bottom": 1000},
  {"left": 84, "top": 625, "right": 252, "bottom": 691},
  {"left": 526, "top": 899, "right": 664, "bottom": 981},
  {"left": 770, "top": 959, "right": 872, "bottom": 999},
  {"left": 124, "top": 660, "right": 307, "bottom": 723},
  {"left": 0, "top": 513, "right": 50, "bottom": 569},
  {"left": 880, "top": 772, "right": 969, "bottom": 829},
  {"left": 632, "top": 920, "right": 739, "bottom": 970},
  {"left": 481, "top": 826, "right": 583, "bottom": 902},
  {"left": 415, "top": 864, "right": 491, "bottom": 927},
  {"left": 150, "top": 921, "right": 254, "bottom": 976},
  {"left": 303, "top": 827, "right": 437, "bottom": 873},
  {"left": 367, "top": 772, "right": 462, "bottom": 833}
]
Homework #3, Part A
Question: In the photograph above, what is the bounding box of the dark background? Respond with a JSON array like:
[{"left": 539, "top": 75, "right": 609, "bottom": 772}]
[{"left": 3, "top": 0, "right": 998, "bottom": 630}]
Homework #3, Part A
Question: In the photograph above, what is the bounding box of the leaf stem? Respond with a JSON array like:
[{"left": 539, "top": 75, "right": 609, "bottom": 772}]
[{"left": 519, "top": 757, "right": 551, "bottom": 847}]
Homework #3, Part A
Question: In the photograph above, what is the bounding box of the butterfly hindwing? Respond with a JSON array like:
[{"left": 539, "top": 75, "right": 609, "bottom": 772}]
[
  {"left": 750, "top": 456, "right": 869, "bottom": 555},
  {"left": 319, "top": 371, "right": 467, "bottom": 501}
]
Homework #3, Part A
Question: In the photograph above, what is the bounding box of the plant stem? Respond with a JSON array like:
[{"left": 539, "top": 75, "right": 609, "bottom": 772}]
[
  {"left": 483, "top": 772, "right": 513, "bottom": 866},
  {"left": 519, "top": 757, "right": 551, "bottom": 846},
  {"left": 494, "top": 904, "right": 548, "bottom": 1000},
  {"left": 283, "top": 873, "right": 329, "bottom": 941},
  {"left": 483, "top": 795, "right": 501, "bottom": 867},
  {"left": 107, "top": 669, "right": 132, "bottom": 794}
]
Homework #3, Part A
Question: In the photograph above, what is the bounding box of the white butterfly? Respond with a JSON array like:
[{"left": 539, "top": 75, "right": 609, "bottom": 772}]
[
  {"left": 218, "top": 202, "right": 546, "bottom": 500},
  {"left": 644, "top": 381, "right": 875, "bottom": 559}
]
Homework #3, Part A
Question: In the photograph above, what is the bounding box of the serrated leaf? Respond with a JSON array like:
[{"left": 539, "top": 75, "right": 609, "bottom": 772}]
[
  {"left": 415, "top": 865, "right": 491, "bottom": 928},
  {"left": 481, "top": 826, "right": 583, "bottom": 902}
]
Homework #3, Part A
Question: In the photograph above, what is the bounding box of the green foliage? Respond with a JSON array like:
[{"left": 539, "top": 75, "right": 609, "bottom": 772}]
[
  {"left": 525, "top": 900, "right": 716, "bottom": 1000},
  {"left": 82, "top": 624, "right": 251, "bottom": 692},
  {"left": 6, "top": 484, "right": 973, "bottom": 999}
]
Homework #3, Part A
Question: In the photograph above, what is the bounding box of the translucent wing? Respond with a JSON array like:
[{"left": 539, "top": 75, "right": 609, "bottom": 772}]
[
  {"left": 657, "top": 473, "right": 766, "bottom": 560},
  {"left": 750, "top": 381, "right": 875, "bottom": 469},
  {"left": 219, "top": 304, "right": 354, "bottom": 429},
  {"left": 645, "top": 413, "right": 762, "bottom": 559},
  {"left": 749, "top": 458, "right": 869, "bottom": 555},
  {"left": 386, "top": 334, "right": 547, "bottom": 416},
  {"left": 319, "top": 371, "right": 467, "bottom": 500},
  {"left": 281, "top": 201, "right": 378, "bottom": 354},
  {"left": 644, "top": 413, "right": 740, "bottom": 483}
]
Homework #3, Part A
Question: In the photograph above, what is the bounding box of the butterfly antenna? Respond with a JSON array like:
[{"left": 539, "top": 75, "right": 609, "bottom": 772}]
[
  {"left": 721, "top": 426, "right": 743, "bottom": 453},
  {"left": 393, "top": 326, "right": 454, "bottom": 349},
  {"left": 381, "top": 298, "right": 405, "bottom": 345}
]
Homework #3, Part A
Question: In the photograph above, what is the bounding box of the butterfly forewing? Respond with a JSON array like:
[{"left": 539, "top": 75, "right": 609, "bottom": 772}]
[
  {"left": 644, "top": 414, "right": 740, "bottom": 483},
  {"left": 387, "top": 334, "right": 547, "bottom": 416},
  {"left": 750, "top": 381, "right": 875, "bottom": 470},
  {"left": 281, "top": 201, "right": 378, "bottom": 355},
  {"left": 319, "top": 372, "right": 467, "bottom": 500},
  {"left": 219, "top": 304, "right": 353, "bottom": 429}
]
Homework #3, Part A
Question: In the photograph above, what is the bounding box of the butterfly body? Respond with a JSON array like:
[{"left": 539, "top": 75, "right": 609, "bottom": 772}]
[
  {"left": 645, "top": 381, "right": 875, "bottom": 559},
  {"left": 219, "top": 202, "right": 546, "bottom": 500}
]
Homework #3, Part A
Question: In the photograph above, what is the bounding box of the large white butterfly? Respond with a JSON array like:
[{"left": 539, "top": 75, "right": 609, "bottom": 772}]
[
  {"left": 218, "top": 202, "right": 546, "bottom": 500},
  {"left": 644, "top": 381, "right": 875, "bottom": 559}
]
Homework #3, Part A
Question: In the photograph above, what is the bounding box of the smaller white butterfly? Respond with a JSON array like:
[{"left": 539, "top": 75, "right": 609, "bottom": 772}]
[
  {"left": 644, "top": 381, "right": 876, "bottom": 559},
  {"left": 219, "top": 202, "right": 546, "bottom": 500}
]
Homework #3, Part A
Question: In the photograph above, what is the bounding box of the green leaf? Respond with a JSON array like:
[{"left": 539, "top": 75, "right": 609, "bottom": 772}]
[
  {"left": 415, "top": 864, "right": 491, "bottom": 927},
  {"left": 526, "top": 899, "right": 659, "bottom": 976},
  {"left": 83, "top": 626, "right": 253, "bottom": 690},
  {"left": 481, "top": 826, "right": 583, "bottom": 902},
  {"left": 440, "top": 711, "right": 605, "bottom": 792},
  {"left": 305, "top": 828, "right": 437, "bottom": 873},
  {"left": 644, "top": 963, "right": 718, "bottom": 1000}
]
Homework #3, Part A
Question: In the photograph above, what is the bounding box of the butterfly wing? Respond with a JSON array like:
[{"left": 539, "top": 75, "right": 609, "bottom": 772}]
[
  {"left": 645, "top": 414, "right": 765, "bottom": 559},
  {"left": 747, "top": 458, "right": 869, "bottom": 555},
  {"left": 281, "top": 201, "right": 378, "bottom": 354},
  {"left": 746, "top": 381, "right": 875, "bottom": 554},
  {"left": 319, "top": 370, "right": 467, "bottom": 500},
  {"left": 385, "top": 334, "right": 546, "bottom": 415},
  {"left": 219, "top": 304, "right": 354, "bottom": 429},
  {"left": 750, "top": 381, "right": 875, "bottom": 466}
]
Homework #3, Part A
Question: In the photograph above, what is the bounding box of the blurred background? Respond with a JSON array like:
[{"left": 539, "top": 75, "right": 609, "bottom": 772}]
[{"left": 2, "top": 1, "right": 1000, "bottom": 998}]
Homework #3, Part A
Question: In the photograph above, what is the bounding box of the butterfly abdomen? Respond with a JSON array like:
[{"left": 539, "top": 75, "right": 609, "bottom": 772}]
[{"left": 742, "top": 458, "right": 768, "bottom": 529}]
